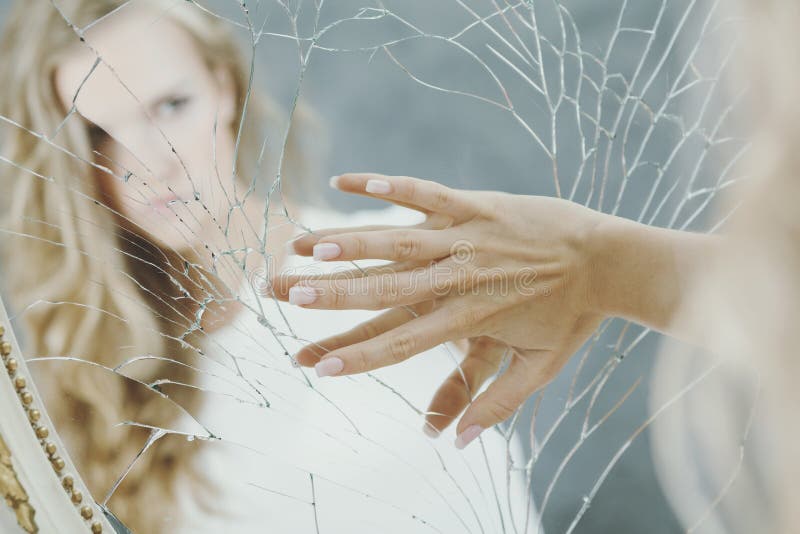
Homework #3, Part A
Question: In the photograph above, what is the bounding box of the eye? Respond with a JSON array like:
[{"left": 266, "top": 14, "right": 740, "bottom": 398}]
[{"left": 155, "top": 95, "right": 191, "bottom": 118}]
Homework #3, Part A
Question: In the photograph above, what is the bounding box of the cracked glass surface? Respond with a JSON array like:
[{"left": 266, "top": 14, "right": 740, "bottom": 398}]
[{"left": 0, "top": 1, "right": 753, "bottom": 533}]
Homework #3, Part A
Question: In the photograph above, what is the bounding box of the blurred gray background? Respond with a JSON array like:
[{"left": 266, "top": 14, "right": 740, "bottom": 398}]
[{"left": 0, "top": 1, "right": 738, "bottom": 532}]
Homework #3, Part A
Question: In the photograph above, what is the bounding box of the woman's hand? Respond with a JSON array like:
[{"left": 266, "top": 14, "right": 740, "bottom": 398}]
[
  {"left": 273, "top": 173, "right": 712, "bottom": 448},
  {"left": 272, "top": 173, "right": 612, "bottom": 447}
]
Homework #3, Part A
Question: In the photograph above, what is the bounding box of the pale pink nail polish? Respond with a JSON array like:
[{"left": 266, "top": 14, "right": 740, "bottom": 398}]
[
  {"left": 313, "top": 242, "right": 342, "bottom": 261},
  {"left": 315, "top": 357, "right": 344, "bottom": 377},
  {"left": 289, "top": 285, "right": 318, "bottom": 305},
  {"left": 329, "top": 175, "right": 341, "bottom": 189},
  {"left": 454, "top": 425, "right": 483, "bottom": 449},
  {"left": 365, "top": 179, "right": 392, "bottom": 195}
]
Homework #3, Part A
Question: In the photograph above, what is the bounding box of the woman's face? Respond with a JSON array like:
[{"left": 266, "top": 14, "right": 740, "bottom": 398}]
[{"left": 54, "top": 6, "right": 239, "bottom": 254}]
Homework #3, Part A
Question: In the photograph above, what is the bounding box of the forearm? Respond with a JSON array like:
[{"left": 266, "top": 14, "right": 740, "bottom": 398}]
[{"left": 587, "top": 215, "right": 722, "bottom": 342}]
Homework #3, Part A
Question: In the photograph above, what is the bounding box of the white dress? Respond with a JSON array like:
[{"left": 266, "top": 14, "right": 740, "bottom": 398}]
[{"left": 174, "top": 205, "right": 536, "bottom": 534}]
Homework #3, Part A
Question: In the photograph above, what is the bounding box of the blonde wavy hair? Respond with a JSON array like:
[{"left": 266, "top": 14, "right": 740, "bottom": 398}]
[{"left": 0, "top": 0, "right": 309, "bottom": 531}]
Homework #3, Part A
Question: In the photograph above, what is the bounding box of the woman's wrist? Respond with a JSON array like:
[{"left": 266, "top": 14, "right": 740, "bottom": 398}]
[{"left": 585, "top": 214, "right": 691, "bottom": 333}]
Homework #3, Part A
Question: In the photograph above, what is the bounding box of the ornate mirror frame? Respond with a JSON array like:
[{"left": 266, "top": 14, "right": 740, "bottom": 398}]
[{"left": 0, "top": 295, "right": 114, "bottom": 533}]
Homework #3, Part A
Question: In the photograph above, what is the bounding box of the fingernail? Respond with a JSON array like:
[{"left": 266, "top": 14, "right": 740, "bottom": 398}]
[
  {"left": 329, "top": 175, "right": 341, "bottom": 189},
  {"left": 313, "top": 242, "right": 342, "bottom": 261},
  {"left": 365, "top": 179, "right": 392, "bottom": 195},
  {"left": 289, "top": 285, "right": 318, "bottom": 305},
  {"left": 422, "top": 424, "right": 440, "bottom": 439},
  {"left": 315, "top": 357, "right": 344, "bottom": 377},
  {"left": 454, "top": 425, "right": 483, "bottom": 449}
]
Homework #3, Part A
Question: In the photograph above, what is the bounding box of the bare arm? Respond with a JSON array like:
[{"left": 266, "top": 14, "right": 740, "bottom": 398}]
[
  {"left": 274, "top": 173, "right": 720, "bottom": 447},
  {"left": 587, "top": 215, "right": 722, "bottom": 343}
]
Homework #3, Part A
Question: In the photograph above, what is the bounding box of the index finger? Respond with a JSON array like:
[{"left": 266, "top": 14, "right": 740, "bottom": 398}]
[{"left": 331, "top": 173, "right": 480, "bottom": 222}]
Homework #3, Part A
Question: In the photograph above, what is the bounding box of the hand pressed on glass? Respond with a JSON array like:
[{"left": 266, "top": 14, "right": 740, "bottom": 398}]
[
  {"left": 275, "top": 173, "right": 715, "bottom": 449},
  {"left": 275, "top": 173, "right": 608, "bottom": 448}
]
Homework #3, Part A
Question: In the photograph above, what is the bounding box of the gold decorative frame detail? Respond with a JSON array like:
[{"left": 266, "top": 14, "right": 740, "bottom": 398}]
[
  {"left": 0, "top": 427, "right": 37, "bottom": 533},
  {"left": 0, "top": 297, "right": 113, "bottom": 534}
]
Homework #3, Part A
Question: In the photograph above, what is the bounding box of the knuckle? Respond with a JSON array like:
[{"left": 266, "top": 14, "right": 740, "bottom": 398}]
[
  {"left": 331, "top": 285, "right": 349, "bottom": 308},
  {"left": 404, "top": 180, "right": 418, "bottom": 203},
  {"left": 351, "top": 348, "right": 369, "bottom": 373},
  {"left": 392, "top": 233, "right": 421, "bottom": 260},
  {"left": 484, "top": 397, "right": 518, "bottom": 423},
  {"left": 373, "top": 274, "right": 400, "bottom": 309},
  {"left": 349, "top": 235, "right": 368, "bottom": 258},
  {"left": 432, "top": 187, "right": 452, "bottom": 211},
  {"left": 480, "top": 193, "right": 504, "bottom": 220},
  {"left": 386, "top": 332, "right": 416, "bottom": 363},
  {"left": 355, "top": 321, "right": 380, "bottom": 341}
]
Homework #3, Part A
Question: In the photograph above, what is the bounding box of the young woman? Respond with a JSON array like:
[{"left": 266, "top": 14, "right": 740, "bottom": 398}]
[{"left": 0, "top": 1, "right": 533, "bottom": 532}]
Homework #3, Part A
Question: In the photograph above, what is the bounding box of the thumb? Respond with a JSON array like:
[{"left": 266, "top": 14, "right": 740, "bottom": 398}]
[{"left": 454, "top": 349, "right": 561, "bottom": 449}]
